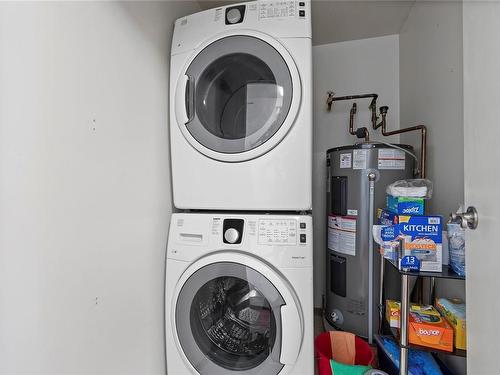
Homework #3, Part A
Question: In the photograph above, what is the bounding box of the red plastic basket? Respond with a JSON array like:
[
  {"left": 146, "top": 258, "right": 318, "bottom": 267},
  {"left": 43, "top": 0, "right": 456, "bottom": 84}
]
[{"left": 315, "top": 332, "right": 375, "bottom": 375}]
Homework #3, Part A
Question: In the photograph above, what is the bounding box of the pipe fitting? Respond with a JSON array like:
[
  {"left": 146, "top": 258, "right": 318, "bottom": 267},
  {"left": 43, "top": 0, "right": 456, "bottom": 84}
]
[
  {"left": 326, "top": 91, "right": 335, "bottom": 111},
  {"left": 374, "top": 104, "right": 427, "bottom": 178}
]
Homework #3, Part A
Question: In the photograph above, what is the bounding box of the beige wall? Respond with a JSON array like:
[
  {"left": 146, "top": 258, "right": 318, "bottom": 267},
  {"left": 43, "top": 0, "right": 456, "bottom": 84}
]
[
  {"left": 312, "top": 35, "right": 401, "bottom": 307},
  {"left": 399, "top": 2, "right": 465, "bottom": 373},
  {"left": 0, "top": 2, "right": 200, "bottom": 373},
  {"left": 399, "top": 2, "right": 464, "bottom": 219}
]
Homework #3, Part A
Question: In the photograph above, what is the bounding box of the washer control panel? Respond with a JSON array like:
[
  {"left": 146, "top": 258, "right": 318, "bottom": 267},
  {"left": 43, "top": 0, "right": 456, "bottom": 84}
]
[
  {"left": 259, "top": 1, "right": 297, "bottom": 19},
  {"left": 208, "top": 216, "right": 309, "bottom": 246},
  {"left": 169, "top": 214, "right": 312, "bottom": 266},
  {"left": 258, "top": 219, "right": 298, "bottom": 245}
]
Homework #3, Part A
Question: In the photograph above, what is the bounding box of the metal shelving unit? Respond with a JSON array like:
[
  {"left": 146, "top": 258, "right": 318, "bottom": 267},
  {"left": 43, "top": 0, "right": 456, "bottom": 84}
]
[{"left": 385, "top": 259, "right": 466, "bottom": 375}]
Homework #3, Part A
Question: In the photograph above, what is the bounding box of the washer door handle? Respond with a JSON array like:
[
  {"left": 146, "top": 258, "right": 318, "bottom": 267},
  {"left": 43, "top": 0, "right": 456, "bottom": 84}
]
[
  {"left": 175, "top": 74, "right": 194, "bottom": 125},
  {"left": 279, "top": 303, "right": 302, "bottom": 365}
]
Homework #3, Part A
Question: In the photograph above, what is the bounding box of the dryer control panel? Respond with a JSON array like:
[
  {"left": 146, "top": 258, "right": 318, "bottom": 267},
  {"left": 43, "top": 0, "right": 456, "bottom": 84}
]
[{"left": 171, "top": 0, "right": 311, "bottom": 56}]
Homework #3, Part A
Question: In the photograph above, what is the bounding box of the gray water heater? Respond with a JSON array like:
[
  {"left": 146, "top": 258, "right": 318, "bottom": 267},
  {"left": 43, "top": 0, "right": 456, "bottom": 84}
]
[{"left": 325, "top": 143, "right": 414, "bottom": 338}]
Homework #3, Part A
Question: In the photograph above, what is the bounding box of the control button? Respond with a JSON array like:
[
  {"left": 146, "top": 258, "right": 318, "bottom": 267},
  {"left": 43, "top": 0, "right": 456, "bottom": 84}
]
[
  {"left": 223, "top": 218, "right": 244, "bottom": 244},
  {"left": 226, "top": 8, "right": 242, "bottom": 24},
  {"left": 300, "top": 234, "right": 306, "bottom": 243},
  {"left": 299, "top": 10, "right": 305, "bottom": 17},
  {"left": 224, "top": 228, "right": 240, "bottom": 244},
  {"left": 300, "top": 222, "right": 306, "bottom": 229},
  {"left": 299, "top": 1, "right": 305, "bottom": 6}
]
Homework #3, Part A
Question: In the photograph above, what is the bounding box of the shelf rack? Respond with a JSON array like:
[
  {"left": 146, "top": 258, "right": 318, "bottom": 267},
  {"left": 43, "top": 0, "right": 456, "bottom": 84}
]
[{"left": 385, "top": 259, "right": 466, "bottom": 374}]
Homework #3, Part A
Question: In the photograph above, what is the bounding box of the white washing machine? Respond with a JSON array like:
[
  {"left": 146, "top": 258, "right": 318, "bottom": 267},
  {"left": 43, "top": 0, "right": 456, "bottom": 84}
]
[
  {"left": 165, "top": 213, "right": 313, "bottom": 374},
  {"left": 170, "top": 1, "right": 312, "bottom": 211}
]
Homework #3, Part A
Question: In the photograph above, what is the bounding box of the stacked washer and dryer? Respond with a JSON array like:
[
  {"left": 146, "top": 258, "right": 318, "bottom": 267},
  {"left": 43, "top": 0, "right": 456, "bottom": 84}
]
[{"left": 165, "top": 1, "right": 314, "bottom": 375}]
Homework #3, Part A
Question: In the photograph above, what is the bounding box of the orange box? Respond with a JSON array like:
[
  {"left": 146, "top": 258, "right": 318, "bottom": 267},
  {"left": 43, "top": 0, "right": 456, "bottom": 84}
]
[{"left": 408, "top": 306, "right": 454, "bottom": 352}]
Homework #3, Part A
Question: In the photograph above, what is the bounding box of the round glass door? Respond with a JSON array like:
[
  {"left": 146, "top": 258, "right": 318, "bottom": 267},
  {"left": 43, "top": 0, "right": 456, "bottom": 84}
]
[
  {"left": 182, "top": 35, "right": 293, "bottom": 154},
  {"left": 175, "top": 262, "right": 285, "bottom": 374}
]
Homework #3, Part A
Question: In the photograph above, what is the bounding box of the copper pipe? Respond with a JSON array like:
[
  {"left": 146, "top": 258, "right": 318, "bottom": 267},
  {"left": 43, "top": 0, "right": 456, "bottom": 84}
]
[
  {"left": 368, "top": 97, "right": 378, "bottom": 130},
  {"left": 378, "top": 106, "right": 427, "bottom": 178},
  {"left": 327, "top": 92, "right": 379, "bottom": 130},
  {"left": 328, "top": 93, "right": 378, "bottom": 102},
  {"left": 349, "top": 103, "right": 357, "bottom": 136},
  {"left": 374, "top": 105, "right": 387, "bottom": 130},
  {"left": 327, "top": 92, "right": 377, "bottom": 138},
  {"left": 347, "top": 103, "right": 370, "bottom": 142}
]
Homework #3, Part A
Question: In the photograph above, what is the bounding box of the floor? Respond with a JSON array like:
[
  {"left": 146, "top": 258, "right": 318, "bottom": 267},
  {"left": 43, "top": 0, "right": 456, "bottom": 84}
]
[
  {"left": 313, "top": 309, "right": 324, "bottom": 375},
  {"left": 314, "top": 308, "right": 325, "bottom": 337}
]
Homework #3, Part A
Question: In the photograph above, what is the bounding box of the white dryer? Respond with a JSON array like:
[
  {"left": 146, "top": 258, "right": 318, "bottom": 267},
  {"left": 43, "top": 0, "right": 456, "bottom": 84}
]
[
  {"left": 170, "top": 1, "right": 312, "bottom": 211},
  {"left": 165, "top": 213, "right": 313, "bottom": 374}
]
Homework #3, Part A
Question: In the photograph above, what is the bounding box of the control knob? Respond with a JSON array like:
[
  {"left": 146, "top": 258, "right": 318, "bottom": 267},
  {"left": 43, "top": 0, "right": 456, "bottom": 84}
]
[
  {"left": 226, "top": 8, "right": 242, "bottom": 24},
  {"left": 224, "top": 228, "right": 240, "bottom": 244}
]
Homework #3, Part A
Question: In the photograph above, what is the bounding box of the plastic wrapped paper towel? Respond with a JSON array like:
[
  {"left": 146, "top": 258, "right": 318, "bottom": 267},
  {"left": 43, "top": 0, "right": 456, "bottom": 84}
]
[{"left": 386, "top": 179, "right": 433, "bottom": 199}]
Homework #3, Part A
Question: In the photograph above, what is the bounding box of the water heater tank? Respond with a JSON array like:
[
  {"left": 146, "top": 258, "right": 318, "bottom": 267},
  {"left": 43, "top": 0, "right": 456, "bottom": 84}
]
[{"left": 325, "top": 143, "right": 414, "bottom": 338}]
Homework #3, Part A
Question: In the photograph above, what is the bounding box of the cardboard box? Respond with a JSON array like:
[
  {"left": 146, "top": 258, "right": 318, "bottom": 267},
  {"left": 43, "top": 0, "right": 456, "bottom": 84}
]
[
  {"left": 387, "top": 195, "right": 425, "bottom": 215},
  {"left": 385, "top": 300, "right": 420, "bottom": 328},
  {"left": 376, "top": 209, "right": 443, "bottom": 272},
  {"left": 386, "top": 300, "right": 401, "bottom": 328},
  {"left": 408, "top": 304, "right": 454, "bottom": 352},
  {"left": 435, "top": 298, "right": 466, "bottom": 350}
]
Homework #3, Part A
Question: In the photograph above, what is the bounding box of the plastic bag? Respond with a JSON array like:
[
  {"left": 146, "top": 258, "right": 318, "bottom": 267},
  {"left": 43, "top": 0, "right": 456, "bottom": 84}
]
[
  {"left": 447, "top": 223, "right": 466, "bottom": 277},
  {"left": 386, "top": 179, "right": 433, "bottom": 199}
]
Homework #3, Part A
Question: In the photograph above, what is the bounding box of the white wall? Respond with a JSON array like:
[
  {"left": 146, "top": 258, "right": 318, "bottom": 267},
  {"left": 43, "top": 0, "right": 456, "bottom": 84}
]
[
  {"left": 399, "top": 2, "right": 463, "bottom": 219},
  {"left": 399, "top": 1, "right": 464, "bottom": 294},
  {"left": 312, "top": 35, "right": 400, "bottom": 307},
  {"left": 399, "top": 2, "right": 465, "bottom": 373},
  {"left": 0, "top": 2, "right": 199, "bottom": 374}
]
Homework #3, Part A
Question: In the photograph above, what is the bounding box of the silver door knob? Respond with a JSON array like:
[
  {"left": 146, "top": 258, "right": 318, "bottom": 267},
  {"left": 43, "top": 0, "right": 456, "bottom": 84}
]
[
  {"left": 224, "top": 228, "right": 240, "bottom": 243},
  {"left": 450, "top": 206, "right": 479, "bottom": 230}
]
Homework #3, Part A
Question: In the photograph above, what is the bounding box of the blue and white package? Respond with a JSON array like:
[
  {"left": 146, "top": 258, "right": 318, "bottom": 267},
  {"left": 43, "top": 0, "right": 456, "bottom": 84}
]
[
  {"left": 380, "top": 225, "right": 399, "bottom": 261},
  {"left": 447, "top": 223, "right": 466, "bottom": 276},
  {"left": 376, "top": 209, "right": 443, "bottom": 272},
  {"left": 398, "top": 214, "right": 443, "bottom": 272},
  {"left": 387, "top": 194, "right": 425, "bottom": 215},
  {"left": 377, "top": 208, "right": 398, "bottom": 225}
]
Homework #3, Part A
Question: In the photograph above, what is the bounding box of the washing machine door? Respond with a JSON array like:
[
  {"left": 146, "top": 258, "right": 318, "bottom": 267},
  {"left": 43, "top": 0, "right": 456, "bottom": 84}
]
[
  {"left": 173, "top": 255, "right": 303, "bottom": 374},
  {"left": 174, "top": 33, "right": 301, "bottom": 162}
]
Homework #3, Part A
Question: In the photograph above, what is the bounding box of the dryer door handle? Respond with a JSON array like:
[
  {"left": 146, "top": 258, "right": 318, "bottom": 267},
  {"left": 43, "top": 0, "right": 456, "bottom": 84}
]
[
  {"left": 279, "top": 303, "right": 302, "bottom": 365},
  {"left": 175, "top": 74, "right": 194, "bottom": 125}
]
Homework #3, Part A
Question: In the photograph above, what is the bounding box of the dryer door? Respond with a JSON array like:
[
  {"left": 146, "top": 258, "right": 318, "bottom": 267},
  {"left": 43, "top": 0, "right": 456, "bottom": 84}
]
[
  {"left": 173, "top": 259, "right": 302, "bottom": 374},
  {"left": 175, "top": 34, "right": 301, "bottom": 162}
]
